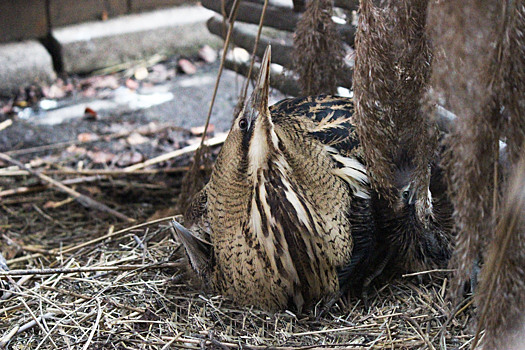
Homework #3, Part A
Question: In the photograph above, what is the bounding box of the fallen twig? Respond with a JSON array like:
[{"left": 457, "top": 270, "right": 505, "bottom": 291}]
[
  {"left": 0, "top": 312, "right": 59, "bottom": 349},
  {"left": 0, "top": 325, "right": 19, "bottom": 349},
  {"left": 161, "top": 336, "right": 364, "bottom": 350},
  {"left": 124, "top": 134, "right": 227, "bottom": 172},
  {"left": 0, "top": 175, "right": 106, "bottom": 198},
  {"left": 0, "top": 152, "right": 134, "bottom": 223},
  {"left": 0, "top": 119, "right": 13, "bottom": 132},
  {"left": 6, "top": 216, "right": 177, "bottom": 265},
  {"left": 401, "top": 269, "right": 454, "bottom": 278},
  {"left": 402, "top": 315, "right": 437, "bottom": 350},
  {"left": 0, "top": 263, "right": 180, "bottom": 277},
  {"left": 1, "top": 275, "right": 32, "bottom": 301},
  {"left": 0, "top": 167, "right": 193, "bottom": 177},
  {"left": 0, "top": 253, "right": 7, "bottom": 271},
  {"left": 5, "top": 122, "right": 187, "bottom": 156},
  {"left": 82, "top": 299, "right": 102, "bottom": 350}
]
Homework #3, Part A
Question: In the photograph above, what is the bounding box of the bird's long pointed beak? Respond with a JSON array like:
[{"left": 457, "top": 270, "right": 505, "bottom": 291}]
[{"left": 249, "top": 45, "right": 271, "bottom": 112}]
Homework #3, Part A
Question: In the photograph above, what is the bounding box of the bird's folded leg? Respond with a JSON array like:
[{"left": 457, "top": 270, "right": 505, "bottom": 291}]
[{"left": 361, "top": 249, "right": 394, "bottom": 308}]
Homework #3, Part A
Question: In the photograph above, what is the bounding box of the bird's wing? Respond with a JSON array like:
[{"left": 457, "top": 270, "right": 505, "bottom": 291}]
[
  {"left": 271, "top": 95, "right": 361, "bottom": 157},
  {"left": 184, "top": 186, "right": 211, "bottom": 241},
  {"left": 272, "top": 95, "right": 369, "bottom": 198}
]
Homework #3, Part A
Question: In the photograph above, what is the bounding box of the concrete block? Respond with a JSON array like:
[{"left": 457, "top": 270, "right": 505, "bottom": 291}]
[
  {"left": 0, "top": 41, "right": 57, "bottom": 97},
  {"left": 49, "top": 0, "right": 128, "bottom": 27},
  {"left": 53, "top": 6, "right": 222, "bottom": 74},
  {"left": 0, "top": 0, "right": 48, "bottom": 43}
]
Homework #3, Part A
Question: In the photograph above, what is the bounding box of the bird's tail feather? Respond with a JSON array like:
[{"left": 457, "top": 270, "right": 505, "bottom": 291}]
[{"left": 171, "top": 219, "right": 212, "bottom": 277}]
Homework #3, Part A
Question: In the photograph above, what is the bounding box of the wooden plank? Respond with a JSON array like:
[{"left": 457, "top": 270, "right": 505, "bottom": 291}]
[
  {"left": 106, "top": 0, "right": 129, "bottom": 18},
  {"left": 0, "top": 0, "right": 48, "bottom": 43},
  {"left": 49, "top": 0, "right": 128, "bottom": 28}
]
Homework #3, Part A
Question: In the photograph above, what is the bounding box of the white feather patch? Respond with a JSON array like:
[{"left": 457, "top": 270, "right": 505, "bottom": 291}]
[
  {"left": 248, "top": 125, "right": 269, "bottom": 177},
  {"left": 251, "top": 173, "right": 299, "bottom": 284},
  {"left": 326, "top": 146, "right": 370, "bottom": 199}
]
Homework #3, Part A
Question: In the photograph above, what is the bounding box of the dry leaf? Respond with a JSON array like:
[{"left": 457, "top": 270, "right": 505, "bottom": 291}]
[
  {"left": 126, "top": 132, "right": 149, "bottom": 145},
  {"left": 116, "top": 151, "right": 144, "bottom": 167},
  {"left": 126, "top": 78, "right": 140, "bottom": 90},
  {"left": 87, "top": 150, "right": 115, "bottom": 164},
  {"left": 77, "top": 133, "right": 99, "bottom": 142},
  {"left": 190, "top": 124, "right": 215, "bottom": 136},
  {"left": 178, "top": 59, "right": 197, "bottom": 75}
]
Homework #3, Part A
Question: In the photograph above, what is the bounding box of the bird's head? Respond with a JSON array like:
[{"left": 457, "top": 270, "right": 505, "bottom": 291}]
[
  {"left": 391, "top": 152, "right": 433, "bottom": 223},
  {"left": 392, "top": 164, "right": 417, "bottom": 214},
  {"left": 212, "top": 46, "right": 276, "bottom": 186}
]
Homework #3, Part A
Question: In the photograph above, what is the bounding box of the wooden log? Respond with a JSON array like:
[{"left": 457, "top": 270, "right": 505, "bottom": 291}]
[
  {"left": 207, "top": 16, "right": 294, "bottom": 67},
  {"left": 333, "top": 0, "right": 360, "bottom": 11},
  {"left": 242, "top": 0, "right": 359, "bottom": 12},
  {"left": 207, "top": 16, "right": 353, "bottom": 89},
  {"left": 225, "top": 56, "right": 301, "bottom": 96},
  {"left": 201, "top": 0, "right": 356, "bottom": 45},
  {"left": 202, "top": 0, "right": 299, "bottom": 32}
]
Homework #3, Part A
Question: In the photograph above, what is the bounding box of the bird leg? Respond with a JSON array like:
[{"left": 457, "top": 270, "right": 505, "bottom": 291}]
[{"left": 361, "top": 249, "right": 394, "bottom": 308}]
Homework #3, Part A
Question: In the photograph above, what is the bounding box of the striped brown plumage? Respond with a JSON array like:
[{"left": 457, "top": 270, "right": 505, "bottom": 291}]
[{"left": 173, "top": 47, "right": 372, "bottom": 311}]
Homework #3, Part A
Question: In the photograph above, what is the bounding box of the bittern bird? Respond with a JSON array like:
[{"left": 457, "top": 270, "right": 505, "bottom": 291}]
[
  {"left": 355, "top": 152, "right": 454, "bottom": 295},
  {"left": 173, "top": 46, "right": 374, "bottom": 311}
]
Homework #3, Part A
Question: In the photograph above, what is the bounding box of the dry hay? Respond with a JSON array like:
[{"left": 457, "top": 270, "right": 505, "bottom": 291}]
[{"left": 1, "top": 215, "right": 476, "bottom": 349}]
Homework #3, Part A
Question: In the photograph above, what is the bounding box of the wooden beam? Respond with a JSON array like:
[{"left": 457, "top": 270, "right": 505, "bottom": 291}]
[{"left": 0, "top": 0, "right": 48, "bottom": 43}]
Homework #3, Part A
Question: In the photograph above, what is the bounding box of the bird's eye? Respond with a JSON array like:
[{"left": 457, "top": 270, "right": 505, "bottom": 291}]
[
  {"left": 402, "top": 190, "right": 410, "bottom": 200},
  {"left": 238, "top": 118, "right": 248, "bottom": 130}
]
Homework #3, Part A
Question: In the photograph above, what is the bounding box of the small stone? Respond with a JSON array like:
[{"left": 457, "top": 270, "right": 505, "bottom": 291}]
[
  {"left": 134, "top": 66, "right": 149, "bottom": 81},
  {"left": 88, "top": 150, "right": 115, "bottom": 164},
  {"left": 126, "top": 78, "right": 140, "bottom": 90}
]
